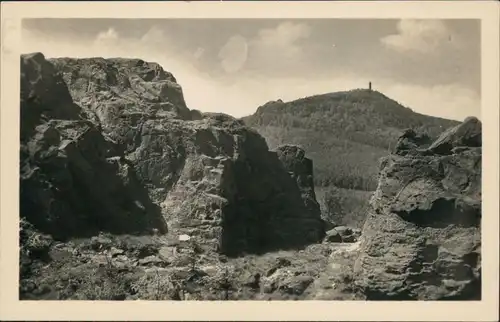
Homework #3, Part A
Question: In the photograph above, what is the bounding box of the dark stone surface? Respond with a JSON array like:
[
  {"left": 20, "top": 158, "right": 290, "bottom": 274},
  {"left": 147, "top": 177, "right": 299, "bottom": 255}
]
[{"left": 354, "top": 119, "right": 482, "bottom": 300}]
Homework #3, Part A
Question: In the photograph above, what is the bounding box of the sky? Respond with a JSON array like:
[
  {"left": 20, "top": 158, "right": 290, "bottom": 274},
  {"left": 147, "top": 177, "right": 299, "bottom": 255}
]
[{"left": 21, "top": 18, "right": 481, "bottom": 121}]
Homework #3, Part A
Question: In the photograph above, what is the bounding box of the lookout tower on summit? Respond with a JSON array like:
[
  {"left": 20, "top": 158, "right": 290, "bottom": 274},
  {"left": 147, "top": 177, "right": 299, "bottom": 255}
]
[{"left": 369, "top": 81, "right": 372, "bottom": 91}]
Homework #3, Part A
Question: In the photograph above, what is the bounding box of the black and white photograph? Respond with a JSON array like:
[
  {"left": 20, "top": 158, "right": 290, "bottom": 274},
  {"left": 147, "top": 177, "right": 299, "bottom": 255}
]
[{"left": 1, "top": 1, "right": 499, "bottom": 321}]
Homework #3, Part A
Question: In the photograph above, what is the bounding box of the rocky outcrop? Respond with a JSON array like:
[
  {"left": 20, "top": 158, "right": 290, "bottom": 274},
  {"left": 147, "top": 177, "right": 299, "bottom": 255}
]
[
  {"left": 428, "top": 116, "right": 482, "bottom": 155},
  {"left": 275, "top": 144, "right": 322, "bottom": 228},
  {"left": 20, "top": 53, "right": 167, "bottom": 239},
  {"left": 393, "top": 128, "right": 432, "bottom": 155},
  {"left": 353, "top": 118, "right": 482, "bottom": 300},
  {"left": 20, "top": 53, "right": 324, "bottom": 255}
]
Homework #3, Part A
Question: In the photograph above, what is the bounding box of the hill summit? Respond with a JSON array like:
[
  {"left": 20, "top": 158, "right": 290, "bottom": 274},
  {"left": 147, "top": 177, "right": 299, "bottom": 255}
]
[{"left": 243, "top": 88, "right": 460, "bottom": 191}]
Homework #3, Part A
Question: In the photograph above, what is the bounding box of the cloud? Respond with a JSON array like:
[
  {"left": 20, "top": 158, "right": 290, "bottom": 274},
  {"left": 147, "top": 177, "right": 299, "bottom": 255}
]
[
  {"left": 139, "top": 26, "right": 168, "bottom": 47},
  {"left": 94, "top": 27, "right": 119, "bottom": 46},
  {"left": 379, "top": 82, "right": 480, "bottom": 121},
  {"left": 246, "top": 21, "right": 312, "bottom": 71},
  {"left": 193, "top": 47, "right": 205, "bottom": 60},
  {"left": 218, "top": 35, "right": 248, "bottom": 73},
  {"left": 381, "top": 19, "right": 461, "bottom": 55},
  {"left": 253, "top": 21, "right": 311, "bottom": 53}
]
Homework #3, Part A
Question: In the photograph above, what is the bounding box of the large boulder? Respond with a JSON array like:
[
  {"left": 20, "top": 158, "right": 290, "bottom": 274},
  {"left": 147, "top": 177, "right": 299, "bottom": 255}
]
[
  {"left": 20, "top": 53, "right": 324, "bottom": 256},
  {"left": 353, "top": 119, "right": 482, "bottom": 300},
  {"left": 428, "top": 116, "right": 482, "bottom": 155}
]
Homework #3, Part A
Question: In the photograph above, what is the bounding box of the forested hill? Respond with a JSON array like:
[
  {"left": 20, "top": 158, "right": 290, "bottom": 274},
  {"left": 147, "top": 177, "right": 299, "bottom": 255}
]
[{"left": 242, "top": 89, "right": 460, "bottom": 191}]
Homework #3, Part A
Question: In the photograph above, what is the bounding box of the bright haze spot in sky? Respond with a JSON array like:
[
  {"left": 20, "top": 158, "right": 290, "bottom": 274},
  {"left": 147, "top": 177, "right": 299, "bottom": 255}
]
[{"left": 20, "top": 19, "right": 480, "bottom": 121}]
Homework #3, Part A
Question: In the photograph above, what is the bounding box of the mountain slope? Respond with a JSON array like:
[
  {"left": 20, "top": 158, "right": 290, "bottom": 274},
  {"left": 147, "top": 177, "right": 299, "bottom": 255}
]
[{"left": 242, "top": 89, "right": 460, "bottom": 191}]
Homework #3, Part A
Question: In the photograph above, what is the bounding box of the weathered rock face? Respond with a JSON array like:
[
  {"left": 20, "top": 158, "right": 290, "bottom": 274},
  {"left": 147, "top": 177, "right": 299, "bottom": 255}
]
[
  {"left": 20, "top": 53, "right": 167, "bottom": 239},
  {"left": 393, "top": 128, "right": 432, "bottom": 156},
  {"left": 275, "top": 144, "right": 322, "bottom": 229},
  {"left": 49, "top": 57, "right": 192, "bottom": 127},
  {"left": 428, "top": 116, "right": 482, "bottom": 155},
  {"left": 354, "top": 118, "right": 482, "bottom": 300},
  {"left": 20, "top": 53, "right": 324, "bottom": 255}
]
